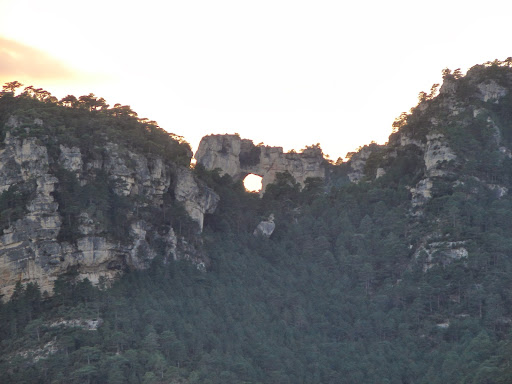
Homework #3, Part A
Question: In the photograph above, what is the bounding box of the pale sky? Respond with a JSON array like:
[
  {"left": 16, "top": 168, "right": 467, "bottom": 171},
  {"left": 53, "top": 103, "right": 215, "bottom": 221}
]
[{"left": 0, "top": 0, "right": 511, "bottom": 161}]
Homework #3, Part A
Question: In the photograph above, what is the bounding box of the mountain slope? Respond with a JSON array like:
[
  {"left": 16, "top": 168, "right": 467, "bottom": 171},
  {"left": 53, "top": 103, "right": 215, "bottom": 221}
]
[{"left": 2, "top": 61, "right": 512, "bottom": 383}]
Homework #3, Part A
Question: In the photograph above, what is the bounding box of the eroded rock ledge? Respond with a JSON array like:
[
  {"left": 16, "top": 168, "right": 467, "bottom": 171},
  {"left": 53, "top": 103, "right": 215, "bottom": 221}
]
[{"left": 195, "top": 134, "right": 326, "bottom": 192}]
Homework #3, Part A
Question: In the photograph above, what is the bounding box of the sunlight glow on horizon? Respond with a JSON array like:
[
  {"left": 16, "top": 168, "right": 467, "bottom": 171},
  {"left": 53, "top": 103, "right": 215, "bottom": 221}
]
[{"left": 1, "top": 1, "right": 511, "bottom": 161}]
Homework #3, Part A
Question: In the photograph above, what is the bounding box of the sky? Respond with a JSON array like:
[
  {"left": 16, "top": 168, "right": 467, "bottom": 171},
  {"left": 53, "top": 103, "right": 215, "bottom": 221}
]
[{"left": 0, "top": 0, "right": 511, "bottom": 163}]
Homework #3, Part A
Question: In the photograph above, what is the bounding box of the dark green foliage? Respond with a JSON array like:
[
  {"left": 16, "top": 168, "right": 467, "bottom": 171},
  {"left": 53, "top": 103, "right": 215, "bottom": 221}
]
[
  {"left": 195, "top": 163, "right": 261, "bottom": 235},
  {"left": 0, "top": 181, "right": 35, "bottom": 234},
  {"left": 262, "top": 171, "right": 301, "bottom": 214},
  {"left": 365, "top": 144, "right": 425, "bottom": 186}
]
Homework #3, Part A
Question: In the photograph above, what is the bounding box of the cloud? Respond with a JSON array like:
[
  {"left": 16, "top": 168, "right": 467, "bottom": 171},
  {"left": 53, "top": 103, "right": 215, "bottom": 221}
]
[{"left": 0, "top": 37, "right": 75, "bottom": 80}]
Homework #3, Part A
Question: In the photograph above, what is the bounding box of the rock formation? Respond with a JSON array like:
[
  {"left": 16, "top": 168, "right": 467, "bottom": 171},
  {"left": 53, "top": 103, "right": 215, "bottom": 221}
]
[
  {"left": 253, "top": 214, "right": 276, "bottom": 238},
  {"left": 346, "top": 144, "right": 382, "bottom": 183},
  {"left": 195, "top": 135, "right": 326, "bottom": 192},
  {"left": 174, "top": 167, "right": 220, "bottom": 231},
  {"left": 0, "top": 116, "right": 218, "bottom": 300}
]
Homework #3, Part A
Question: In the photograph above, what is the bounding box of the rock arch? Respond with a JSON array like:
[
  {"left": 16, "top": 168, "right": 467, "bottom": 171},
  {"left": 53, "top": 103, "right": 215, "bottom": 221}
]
[{"left": 195, "top": 134, "right": 326, "bottom": 192}]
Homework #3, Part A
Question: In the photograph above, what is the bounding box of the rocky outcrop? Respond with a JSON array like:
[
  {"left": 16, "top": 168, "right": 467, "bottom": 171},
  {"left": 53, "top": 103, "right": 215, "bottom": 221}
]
[
  {"left": 477, "top": 80, "right": 507, "bottom": 103},
  {"left": 48, "top": 317, "right": 103, "bottom": 331},
  {"left": 415, "top": 241, "right": 468, "bottom": 271},
  {"left": 408, "top": 178, "right": 433, "bottom": 208},
  {"left": 195, "top": 135, "right": 243, "bottom": 178},
  {"left": 16, "top": 340, "right": 58, "bottom": 363},
  {"left": 253, "top": 214, "right": 276, "bottom": 238},
  {"left": 0, "top": 117, "right": 218, "bottom": 300},
  {"left": 423, "top": 133, "right": 457, "bottom": 178},
  {"left": 195, "top": 135, "right": 326, "bottom": 192},
  {"left": 349, "top": 130, "right": 457, "bottom": 204},
  {"left": 375, "top": 168, "right": 386, "bottom": 179},
  {"left": 174, "top": 167, "right": 220, "bottom": 231},
  {"left": 405, "top": 132, "right": 458, "bottom": 208},
  {"left": 347, "top": 145, "right": 381, "bottom": 183},
  {"left": 59, "top": 145, "right": 82, "bottom": 174}
]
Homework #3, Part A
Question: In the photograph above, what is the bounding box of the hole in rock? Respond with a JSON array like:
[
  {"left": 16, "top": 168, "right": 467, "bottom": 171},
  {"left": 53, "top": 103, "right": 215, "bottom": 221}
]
[{"left": 243, "top": 174, "right": 263, "bottom": 192}]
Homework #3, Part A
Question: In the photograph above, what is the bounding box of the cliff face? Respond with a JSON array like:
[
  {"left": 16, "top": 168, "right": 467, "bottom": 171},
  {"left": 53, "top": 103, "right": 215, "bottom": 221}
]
[
  {"left": 0, "top": 116, "right": 218, "bottom": 299},
  {"left": 195, "top": 134, "right": 326, "bottom": 192},
  {"left": 174, "top": 167, "right": 220, "bottom": 231}
]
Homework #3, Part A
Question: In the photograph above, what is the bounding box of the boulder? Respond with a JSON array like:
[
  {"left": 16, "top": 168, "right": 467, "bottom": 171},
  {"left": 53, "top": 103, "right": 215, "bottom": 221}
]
[{"left": 253, "top": 214, "right": 276, "bottom": 238}]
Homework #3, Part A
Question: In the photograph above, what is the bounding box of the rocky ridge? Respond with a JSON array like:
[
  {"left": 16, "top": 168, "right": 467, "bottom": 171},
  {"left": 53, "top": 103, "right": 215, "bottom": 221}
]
[
  {"left": 195, "top": 134, "right": 326, "bottom": 192},
  {"left": 346, "top": 63, "right": 512, "bottom": 269}
]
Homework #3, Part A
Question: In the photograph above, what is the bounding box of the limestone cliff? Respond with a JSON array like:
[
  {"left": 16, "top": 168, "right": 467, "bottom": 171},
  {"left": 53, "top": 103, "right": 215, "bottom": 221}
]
[
  {"left": 195, "top": 134, "right": 326, "bottom": 191},
  {"left": 0, "top": 116, "right": 218, "bottom": 300}
]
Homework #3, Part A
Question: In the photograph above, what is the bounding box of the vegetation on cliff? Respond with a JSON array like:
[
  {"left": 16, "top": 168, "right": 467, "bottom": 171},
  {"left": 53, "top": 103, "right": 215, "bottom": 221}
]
[
  {"left": 0, "top": 83, "right": 199, "bottom": 246},
  {"left": 0, "top": 82, "right": 192, "bottom": 166}
]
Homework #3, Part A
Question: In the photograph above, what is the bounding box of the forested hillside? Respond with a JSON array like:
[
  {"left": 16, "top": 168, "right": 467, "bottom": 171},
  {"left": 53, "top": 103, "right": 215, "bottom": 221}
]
[{"left": 2, "top": 61, "right": 512, "bottom": 383}]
